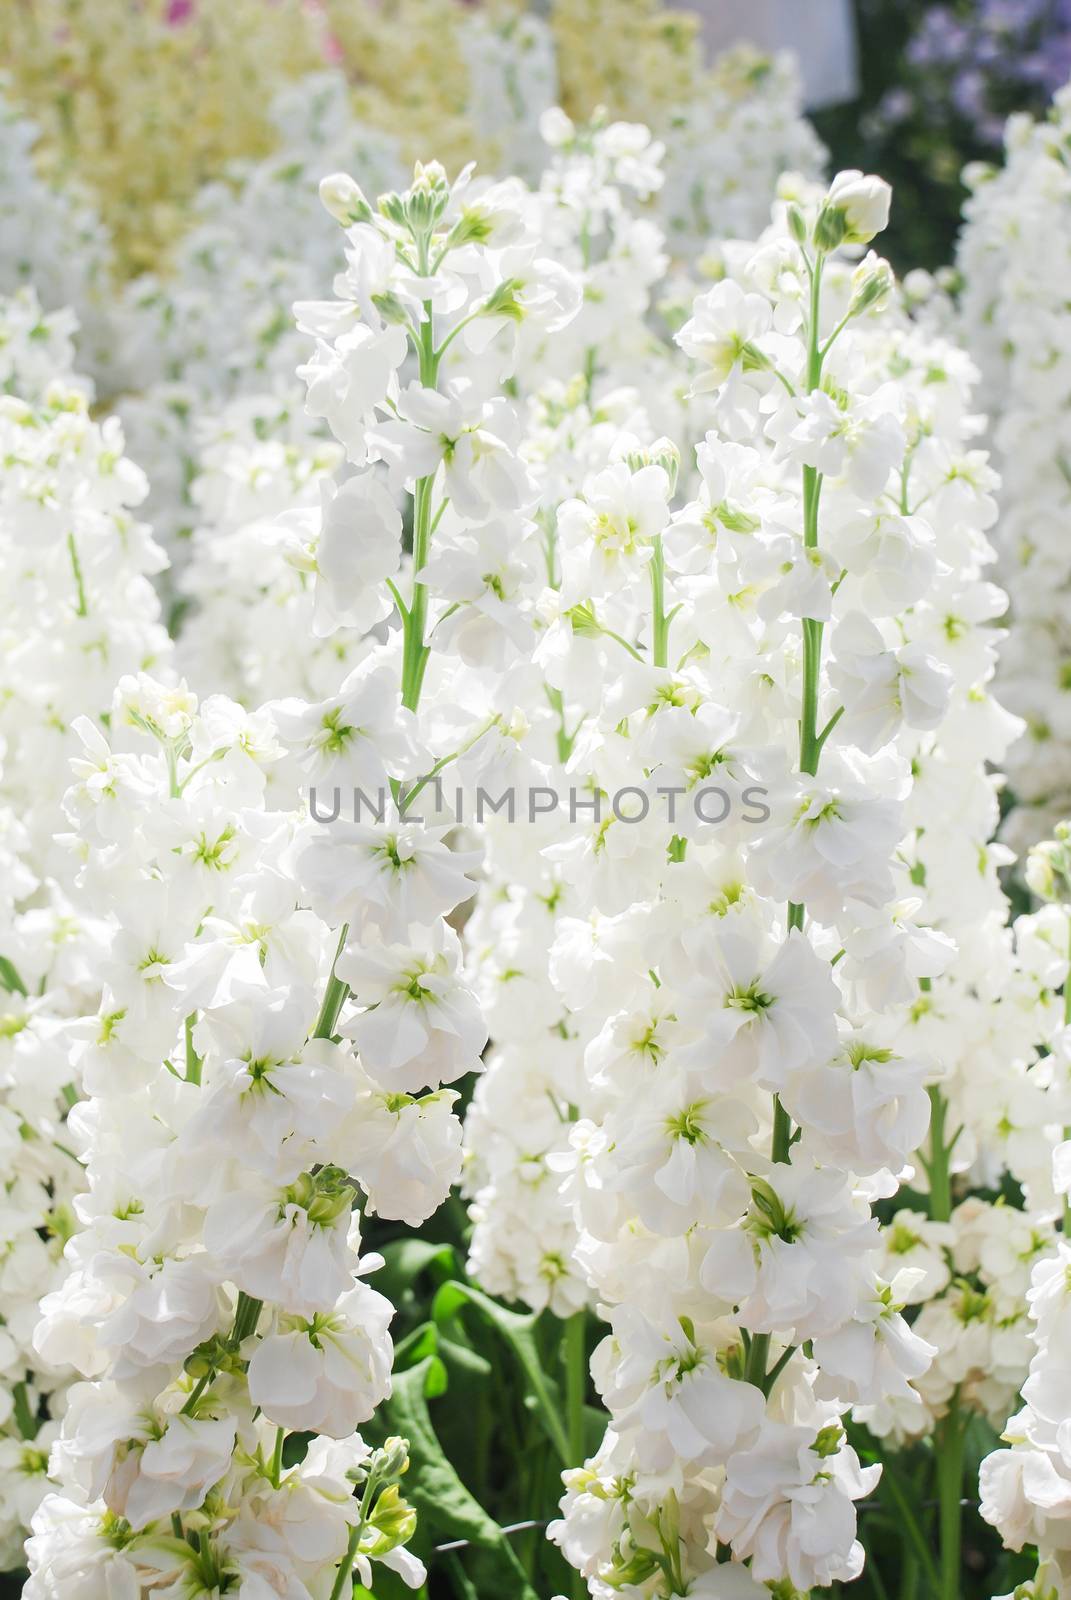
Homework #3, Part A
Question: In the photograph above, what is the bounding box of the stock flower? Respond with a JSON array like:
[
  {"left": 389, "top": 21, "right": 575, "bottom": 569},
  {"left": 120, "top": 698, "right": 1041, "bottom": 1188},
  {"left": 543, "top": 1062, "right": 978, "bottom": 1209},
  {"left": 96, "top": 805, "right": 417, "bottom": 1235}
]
[
  {"left": 718, "top": 1423, "right": 880, "bottom": 1589},
  {"left": 5, "top": 46, "right": 1061, "bottom": 1599},
  {"left": 676, "top": 280, "right": 773, "bottom": 392},
  {"left": 371, "top": 381, "right": 535, "bottom": 519},
  {"left": 676, "top": 925, "right": 840, "bottom": 1092},
  {"left": 702, "top": 1165, "right": 879, "bottom": 1339},
  {"left": 299, "top": 322, "right": 409, "bottom": 466},
  {"left": 820, "top": 170, "right": 893, "bottom": 247},
  {"left": 309, "top": 472, "right": 402, "bottom": 637},
  {"left": 556, "top": 459, "right": 670, "bottom": 603},
  {"left": 297, "top": 821, "right": 481, "bottom": 939},
  {"left": 247, "top": 1281, "right": 393, "bottom": 1437},
  {"left": 338, "top": 924, "right": 487, "bottom": 1092}
]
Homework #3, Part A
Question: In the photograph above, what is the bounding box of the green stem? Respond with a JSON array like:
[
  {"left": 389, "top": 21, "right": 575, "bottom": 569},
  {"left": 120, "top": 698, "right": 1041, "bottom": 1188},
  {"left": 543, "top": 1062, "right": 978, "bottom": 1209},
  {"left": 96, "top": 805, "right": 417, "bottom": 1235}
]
[
  {"left": 67, "top": 531, "right": 88, "bottom": 617},
  {"left": 313, "top": 923, "right": 350, "bottom": 1041},
  {"left": 935, "top": 1405, "right": 965, "bottom": 1600},
  {"left": 399, "top": 715, "right": 502, "bottom": 811},
  {"left": 751, "top": 254, "right": 827, "bottom": 1396},
  {"left": 401, "top": 474, "right": 434, "bottom": 711},
  {"left": 927, "top": 1085, "right": 952, "bottom": 1223},
  {"left": 184, "top": 1014, "right": 201, "bottom": 1085},
  {"left": 762, "top": 1342, "right": 797, "bottom": 1396},
  {"left": 270, "top": 1426, "right": 285, "bottom": 1489},
  {"left": 181, "top": 1292, "right": 262, "bottom": 1415},
  {"left": 180, "top": 1371, "right": 212, "bottom": 1417},
  {"left": 564, "top": 1311, "right": 588, "bottom": 1600},
  {"left": 328, "top": 1469, "right": 379, "bottom": 1600},
  {"left": 771, "top": 1096, "right": 793, "bottom": 1164},
  {"left": 400, "top": 244, "right": 440, "bottom": 716},
  {"left": 546, "top": 685, "right": 577, "bottom": 764},
  {"left": 165, "top": 740, "right": 181, "bottom": 800},
  {"left": 881, "top": 1466, "right": 940, "bottom": 1594},
  {"left": 12, "top": 1380, "right": 37, "bottom": 1440},
  {"left": 744, "top": 1332, "right": 770, "bottom": 1390},
  {"left": 235, "top": 1293, "right": 263, "bottom": 1341},
  {"left": 650, "top": 535, "right": 669, "bottom": 669}
]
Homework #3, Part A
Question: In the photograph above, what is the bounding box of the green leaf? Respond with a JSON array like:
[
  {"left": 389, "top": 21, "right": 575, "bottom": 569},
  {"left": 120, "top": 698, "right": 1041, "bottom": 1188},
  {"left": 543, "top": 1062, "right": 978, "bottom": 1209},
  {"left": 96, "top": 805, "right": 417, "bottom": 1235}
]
[
  {"left": 384, "top": 1357, "right": 540, "bottom": 1600},
  {"left": 393, "top": 1321, "right": 441, "bottom": 1372},
  {"left": 444, "top": 1552, "right": 480, "bottom": 1600},
  {"left": 0, "top": 955, "right": 27, "bottom": 997},
  {"left": 437, "top": 1332, "right": 493, "bottom": 1382},
  {"left": 379, "top": 1238, "right": 457, "bottom": 1299},
  {"left": 431, "top": 1280, "right": 570, "bottom": 1464}
]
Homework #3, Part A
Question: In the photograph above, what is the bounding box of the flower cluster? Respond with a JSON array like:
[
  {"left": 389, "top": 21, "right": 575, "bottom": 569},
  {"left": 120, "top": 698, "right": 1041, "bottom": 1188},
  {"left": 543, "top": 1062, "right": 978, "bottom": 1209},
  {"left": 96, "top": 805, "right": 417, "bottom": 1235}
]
[
  {"left": 446, "top": 153, "right": 1049, "bottom": 1594},
  {"left": 978, "top": 825, "right": 1071, "bottom": 1598},
  {"left": 23, "top": 152, "right": 587, "bottom": 1598},
  {"left": 5, "top": 37, "right": 1069, "bottom": 1598},
  {"left": 0, "top": 293, "right": 168, "bottom": 1568},
  {"left": 958, "top": 84, "right": 1071, "bottom": 853},
  {"left": 879, "top": 0, "right": 1071, "bottom": 151},
  {"left": 0, "top": 83, "right": 117, "bottom": 386},
  {"left": 24, "top": 671, "right": 430, "bottom": 1597}
]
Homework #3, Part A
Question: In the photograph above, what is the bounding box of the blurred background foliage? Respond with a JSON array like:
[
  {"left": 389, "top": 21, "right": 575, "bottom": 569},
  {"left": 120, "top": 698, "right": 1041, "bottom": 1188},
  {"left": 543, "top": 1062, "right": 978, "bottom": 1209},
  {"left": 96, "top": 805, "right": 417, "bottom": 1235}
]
[
  {"left": 9, "top": 0, "right": 1068, "bottom": 282},
  {"left": 817, "top": 0, "right": 1071, "bottom": 272}
]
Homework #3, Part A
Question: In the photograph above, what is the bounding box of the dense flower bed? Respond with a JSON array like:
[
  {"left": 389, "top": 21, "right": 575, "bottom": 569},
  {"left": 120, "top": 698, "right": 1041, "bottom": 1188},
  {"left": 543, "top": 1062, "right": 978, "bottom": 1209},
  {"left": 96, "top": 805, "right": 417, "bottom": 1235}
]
[{"left": 2, "top": 6, "right": 1071, "bottom": 1600}]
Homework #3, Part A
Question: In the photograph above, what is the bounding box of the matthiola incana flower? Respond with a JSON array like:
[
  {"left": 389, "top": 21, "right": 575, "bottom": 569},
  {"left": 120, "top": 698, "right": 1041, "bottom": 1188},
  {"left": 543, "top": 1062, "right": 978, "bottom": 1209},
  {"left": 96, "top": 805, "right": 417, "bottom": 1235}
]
[
  {"left": 24, "top": 148, "right": 575, "bottom": 1597},
  {"left": 450, "top": 155, "right": 1053, "bottom": 1600},
  {"left": 5, "top": 41, "right": 1066, "bottom": 1599}
]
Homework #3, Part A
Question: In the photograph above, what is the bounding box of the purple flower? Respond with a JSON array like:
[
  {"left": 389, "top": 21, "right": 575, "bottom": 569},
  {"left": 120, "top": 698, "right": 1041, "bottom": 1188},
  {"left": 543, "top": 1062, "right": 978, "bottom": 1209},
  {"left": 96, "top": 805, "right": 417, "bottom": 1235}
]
[
  {"left": 907, "top": 8, "right": 970, "bottom": 66},
  {"left": 951, "top": 67, "right": 988, "bottom": 122}
]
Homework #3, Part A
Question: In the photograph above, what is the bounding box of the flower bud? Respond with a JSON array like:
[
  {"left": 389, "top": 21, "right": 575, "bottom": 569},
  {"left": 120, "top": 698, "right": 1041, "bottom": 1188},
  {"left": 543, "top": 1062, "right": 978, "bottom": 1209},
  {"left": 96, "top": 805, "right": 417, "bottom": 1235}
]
[
  {"left": 814, "top": 170, "right": 892, "bottom": 251},
  {"left": 787, "top": 203, "right": 808, "bottom": 246},
  {"left": 371, "top": 290, "right": 412, "bottom": 326},
  {"left": 319, "top": 173, "right": 372, "bottom": 227},
  {"left": 1025, "top": 836, "right": 1071, "bottom": 902},
  {"left": 364, "top": 1483, "right": 418, "bottom": 1554},
  {"left": 848, "top": 253, "right": 894, "bottom": 318},
  {"left": 375, "top": 1436, "right": 412, "bottom": 1484},
  {"left": 813, "top": 1423, "right": 845, "bottom": 1459},
  {"left": 481, "top": 277, "right": 525, "bottom": 324}
]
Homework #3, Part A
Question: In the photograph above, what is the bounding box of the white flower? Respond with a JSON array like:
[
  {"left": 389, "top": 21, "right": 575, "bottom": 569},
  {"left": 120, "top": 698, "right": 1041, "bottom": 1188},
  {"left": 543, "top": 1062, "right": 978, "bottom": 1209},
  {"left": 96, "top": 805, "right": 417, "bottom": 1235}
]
[
  {"left": 203, "top": 1172, "right": 359, "bottom": 1316},
  {"left": 339, "top": 1080, "right": 463, "bottom": 1227},
  {"left": 783, "top": 1030, "right": 931, "bottom": 1174},
  {"left": 676, "top": 280, "right": 773, "bottom": 392},
  {"left": 598, "top": 1307, "right": 765, "bottom": 1472},
  {"left": 272, "top": 656, "right": 424, "bottom": 794},
  {"left": 248, "top": 1279, "right": 393, "bottom": 1437},
  {"left": 309, "top": 471, "right": 401, "bottom": 638},
  {"left": 338, "top": 922, "right": 487, "bottom": 1092},
  {"left": 125, "top": 1415, "right": 236, "bottom": 1530},
  {"left": 812, "top": 1272, "right": 936, "bottom": 1406},
  {"left": 701, "top": 1164, "right": 879, "bottom": 1339},
  {"left": 24, "top": 1496, "right": 141, "bottom": 1600},
  {"left": 297, "top": 821, "right": 481, "bottom": 940},
  {"left": 298, "top": 322, "right": 408, "bottom": 466},
  {"left": 719, "top": 1421, "right": 880, "bottom": 1590},
  {"left": 556, "top": 460, "right": 670, "bottom": 603},
  {"left": 370, "top": 380, "right": 534, "bottom": 519},
  {"left": 677, "top": 924, "right": 840, "bottom": 1093}
]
